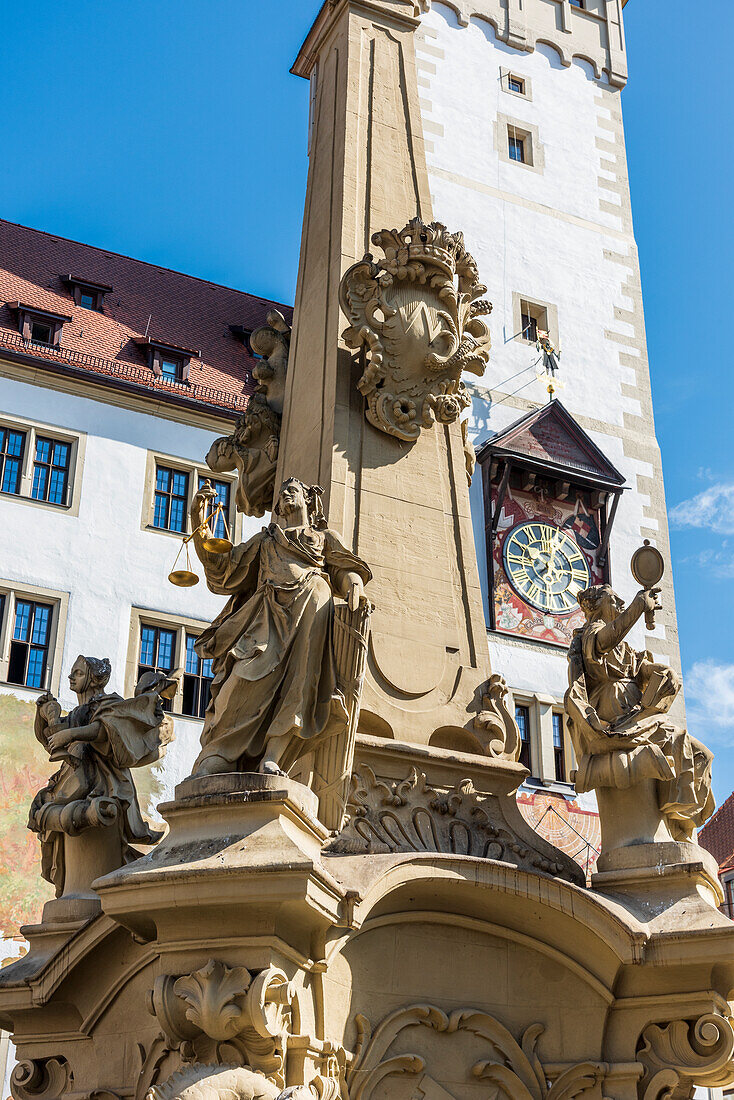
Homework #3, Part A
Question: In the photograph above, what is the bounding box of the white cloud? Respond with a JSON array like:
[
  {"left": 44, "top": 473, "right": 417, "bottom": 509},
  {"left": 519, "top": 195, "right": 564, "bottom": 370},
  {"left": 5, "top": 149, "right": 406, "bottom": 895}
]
[
  {"left": 670, "top": 483, "right": 734, "bottom": 535},
  {"left": 685, "top": 660, "right": 734, "bottom": 745},
  {"left": 680, "top": 546, "right": 734, "bottom": 578}
]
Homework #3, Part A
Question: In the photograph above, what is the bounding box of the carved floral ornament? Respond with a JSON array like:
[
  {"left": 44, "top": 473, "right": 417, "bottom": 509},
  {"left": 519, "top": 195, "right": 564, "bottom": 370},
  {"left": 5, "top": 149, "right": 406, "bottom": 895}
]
[
  {"left": 325, "top": 764, "right": 568, "bottom": 877},
  {"left": 339, "top": 218, "right": 492, "bottom": 441},
  {"left": 637, "top": 1013, "right": 734, "bottom": 1099},
  {"left": 348, "top": 1003, "right": 610, "bottom": 1100}
]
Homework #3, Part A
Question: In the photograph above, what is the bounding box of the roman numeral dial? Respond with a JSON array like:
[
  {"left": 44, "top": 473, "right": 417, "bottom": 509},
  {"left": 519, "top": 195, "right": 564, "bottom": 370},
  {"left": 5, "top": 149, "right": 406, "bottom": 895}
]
[{"left": 502, "top": 521, "right": 591, "bottom": 614}]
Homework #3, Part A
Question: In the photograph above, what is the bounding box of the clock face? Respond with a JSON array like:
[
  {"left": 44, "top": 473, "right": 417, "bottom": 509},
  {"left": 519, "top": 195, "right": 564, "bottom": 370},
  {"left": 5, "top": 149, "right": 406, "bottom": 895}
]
[{"left": 502, "top": 521, "right": 590, "bottom": 614}]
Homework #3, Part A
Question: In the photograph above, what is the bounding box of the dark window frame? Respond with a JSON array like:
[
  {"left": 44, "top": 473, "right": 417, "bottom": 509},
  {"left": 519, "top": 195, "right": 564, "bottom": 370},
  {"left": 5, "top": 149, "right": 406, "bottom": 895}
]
[
  {"left": 137, "top": 623, "right": 177, "bottom": 711},
  {"left": 8, "top": 598, "right": 53, "bottom": 689},
  {"left": 153, "top": 464, "right": 190, "bottom": 533},
  {"left": 508, "top": 75, "right": 525, "bottom": 95},
  {"left": 0, "top": 427, "right": 26, "bottom": 496},
  {"left": 182, "top": 632, "right": 213, "bottom": 719},
  {"left": 515, "top": 704, "right": 532, "bottom": 772},
  {"left": 508, "top": 131, "right": 526, "bottom": 163},
  {"left": 31, "top": 435, "right": 71, "bottom": 506},
  {"left": 552, "top": 712, "right": 567, "bottom": 782}
]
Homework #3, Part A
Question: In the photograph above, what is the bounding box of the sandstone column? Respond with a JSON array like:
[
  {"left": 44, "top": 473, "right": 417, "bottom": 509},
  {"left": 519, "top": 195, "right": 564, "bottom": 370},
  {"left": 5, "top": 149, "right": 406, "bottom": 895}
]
[{"left": 281, "top": 0, "right": 494, "bottom": 747}]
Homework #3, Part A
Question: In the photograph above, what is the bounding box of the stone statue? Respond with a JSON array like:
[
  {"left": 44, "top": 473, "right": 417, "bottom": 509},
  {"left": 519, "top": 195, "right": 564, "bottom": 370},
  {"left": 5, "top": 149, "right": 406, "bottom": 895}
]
[
  {"left": 339, "top": 218, "right": 492, "bottom": 441},
  {"left": 190, "top": 477, "right": 371, "bottom": 779},
  {"left": 29, "top": 655, "right": 175, "bottom": 907},
  {"left": 564, "top": 584, "right": 714, "bottom": 851},
  {"left": 206, "top": 310, "right": 290, "bottom": 517}
]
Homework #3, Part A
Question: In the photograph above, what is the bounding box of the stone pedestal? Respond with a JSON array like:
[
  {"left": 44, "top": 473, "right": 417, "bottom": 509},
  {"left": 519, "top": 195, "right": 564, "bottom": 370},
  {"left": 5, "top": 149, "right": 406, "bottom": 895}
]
[
  {"left": 94, "top": 773, "right": 344, "bottom": 950},
  {"left": 39, "top": 820, "right": 124, "bottom": 926},
  {"left": 593, "top": 838, "right": 726, "bottom": 929}
]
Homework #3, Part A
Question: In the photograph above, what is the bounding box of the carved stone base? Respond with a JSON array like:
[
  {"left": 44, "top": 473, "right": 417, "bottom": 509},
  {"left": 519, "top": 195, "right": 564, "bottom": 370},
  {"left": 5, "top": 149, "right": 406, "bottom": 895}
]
[
  {"left": 592, "top": 839, "right": 727, "bottom": 929},
  {"left": 94, "top": 772, "right": 343, "bottom": 945}
]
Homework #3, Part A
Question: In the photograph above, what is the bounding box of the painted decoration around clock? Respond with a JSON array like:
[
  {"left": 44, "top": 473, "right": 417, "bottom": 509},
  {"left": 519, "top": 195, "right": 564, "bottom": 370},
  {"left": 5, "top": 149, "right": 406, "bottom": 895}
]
[
  {"left": 503, "top": 521, "right": 590, "bottom": 614},
  {"left": 491, "top": 484, "right": 604, "bottom": 646}
]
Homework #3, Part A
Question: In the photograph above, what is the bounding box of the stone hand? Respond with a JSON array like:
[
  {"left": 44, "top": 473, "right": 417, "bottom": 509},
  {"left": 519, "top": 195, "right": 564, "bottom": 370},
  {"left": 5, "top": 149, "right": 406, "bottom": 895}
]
[
  {"left": 47, "top": 729, "right": 72, "bottom": 753},
  {"left": 35, "top": 691, "right": 55, "bottom": 708},
  {"left": 191, "top": 482, "right": 218, "bottom": 530},
  {"left": 345, "top": 573, "right": 365, "bottom": 612},
  {"left": 638, "top": 587, "right": 662, "bottom": 613}
]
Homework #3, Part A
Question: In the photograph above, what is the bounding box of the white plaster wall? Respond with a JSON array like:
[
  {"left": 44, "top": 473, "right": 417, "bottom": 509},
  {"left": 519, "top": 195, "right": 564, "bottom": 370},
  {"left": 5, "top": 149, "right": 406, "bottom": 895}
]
[
  {"left": 0, "top": 376, "right": 263, "bottom": 780},
  {"left": 419, "top": 3, "right": 661, "bottom": 705}
]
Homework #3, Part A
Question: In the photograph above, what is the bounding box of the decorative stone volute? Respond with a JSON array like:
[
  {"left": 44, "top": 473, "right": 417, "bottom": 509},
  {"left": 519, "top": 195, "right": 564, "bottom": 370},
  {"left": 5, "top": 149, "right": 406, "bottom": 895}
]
[
  {"left": 149, "top": 961, "right": 297, "bottom": 1082},
  {"left": 339, "top": 218, "right": 492, "bottom": 441}
]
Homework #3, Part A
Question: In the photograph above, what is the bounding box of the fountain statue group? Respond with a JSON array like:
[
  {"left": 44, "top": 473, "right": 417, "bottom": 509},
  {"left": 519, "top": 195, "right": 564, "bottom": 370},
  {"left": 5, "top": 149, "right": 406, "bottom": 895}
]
[{"left": 16, "top": 219, "right": 725, "bottom": 1100}]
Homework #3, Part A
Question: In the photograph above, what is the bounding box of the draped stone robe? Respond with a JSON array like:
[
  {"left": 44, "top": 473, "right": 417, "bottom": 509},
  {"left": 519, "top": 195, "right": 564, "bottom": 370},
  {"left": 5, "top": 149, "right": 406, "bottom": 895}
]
[
  {"left": 30, "top": 692, "right": 169, "bottom": 893},
  {"left": 566, "top": 621, "right": 714, "bottom": 841},
  {"left": 193, "top": 523, "right": 371, "bottom": 774}
]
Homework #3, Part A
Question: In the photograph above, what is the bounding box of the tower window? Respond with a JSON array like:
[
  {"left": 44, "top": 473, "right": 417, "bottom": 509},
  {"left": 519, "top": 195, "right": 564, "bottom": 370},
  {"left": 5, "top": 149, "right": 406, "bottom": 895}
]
[
  {"left": 508, "top": 75, "right": 524, "bottom": 95},
  {"left": 519, "top": 299, "right": 549, "bottom": 343},
  {"left": 553, "top": 713, "right": 567, "bottom": 782},
  {"left": 508, "top": 129, "right": 526, "bottom": 163},
  {"left": 515, "top": 704, "right": 532, "bottom": 772}
]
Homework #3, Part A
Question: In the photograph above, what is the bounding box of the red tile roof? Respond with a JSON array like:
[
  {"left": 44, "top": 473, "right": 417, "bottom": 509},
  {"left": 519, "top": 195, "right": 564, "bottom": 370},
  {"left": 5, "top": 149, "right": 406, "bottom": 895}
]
[
  {"left": 0, "top": 219, "right": 292, "bottom": 417},
  {"left": 698, "top": 791, "right": 734, "bottom": 868}
]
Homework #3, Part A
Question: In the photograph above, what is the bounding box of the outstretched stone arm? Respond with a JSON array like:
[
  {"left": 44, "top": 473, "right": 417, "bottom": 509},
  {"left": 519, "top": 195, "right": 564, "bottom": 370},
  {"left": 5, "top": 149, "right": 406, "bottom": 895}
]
[{"left": 595, "top": 589, "right": 659, "bottom": 654}]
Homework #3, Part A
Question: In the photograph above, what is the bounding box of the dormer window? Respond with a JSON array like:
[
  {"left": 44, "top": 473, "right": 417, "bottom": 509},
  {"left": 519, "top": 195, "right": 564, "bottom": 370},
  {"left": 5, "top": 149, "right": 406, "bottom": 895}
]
[
  {"left": 10, "top": 302, "right": 71, "bottom": 348},
  {"left": 160, "top": 354, "right": 184, "bottom": 382},
  {"left": 63, "top": 275, "right": 112, "bottom": 312},
  {"left": 137, "top": 337, "right": 198, "bottom": 384},
  {"left": 31, "top": 320, "right": 53, "bottom": 345}
]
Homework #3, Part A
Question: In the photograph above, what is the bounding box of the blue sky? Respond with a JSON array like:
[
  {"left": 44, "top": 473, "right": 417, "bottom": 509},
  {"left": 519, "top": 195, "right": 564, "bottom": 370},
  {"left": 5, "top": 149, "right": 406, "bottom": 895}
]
[{"left": 2, "top": 1, "right": 733, "bottom": 801}]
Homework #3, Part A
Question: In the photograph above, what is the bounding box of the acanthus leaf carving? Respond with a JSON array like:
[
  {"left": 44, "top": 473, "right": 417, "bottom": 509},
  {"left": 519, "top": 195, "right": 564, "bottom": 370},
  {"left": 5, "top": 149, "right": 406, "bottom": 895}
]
[
  {"left": 174, "top": 959, "right": 252, "bottom": 1042},
  {"left": 149, "top": 962, "right": 297, "bottom": 1087},
  {"left": 339, "top": 218, "right": 491, "bottom": 442},
  {"left": 348, "top": 1003, "right": 609, "bottom": 1100},
  {"left": 324, "top": 765, "right": 568, "bottom": 877}
]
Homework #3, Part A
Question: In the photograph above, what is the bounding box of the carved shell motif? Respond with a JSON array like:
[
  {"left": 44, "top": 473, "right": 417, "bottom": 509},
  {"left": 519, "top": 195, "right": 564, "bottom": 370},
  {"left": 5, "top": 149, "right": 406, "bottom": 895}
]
[{"left": 339, "top": 219, "right": 492, "bottom": 442}]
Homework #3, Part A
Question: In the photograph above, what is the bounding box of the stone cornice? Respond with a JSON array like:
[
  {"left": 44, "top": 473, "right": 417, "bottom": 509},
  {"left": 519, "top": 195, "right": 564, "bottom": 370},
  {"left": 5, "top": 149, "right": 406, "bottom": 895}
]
[
  {"left": 418, "top": 0, "right": 628, "bottom": 87},
  {"left": 292, "top": 0, "right": 422, "bottom": 77}
]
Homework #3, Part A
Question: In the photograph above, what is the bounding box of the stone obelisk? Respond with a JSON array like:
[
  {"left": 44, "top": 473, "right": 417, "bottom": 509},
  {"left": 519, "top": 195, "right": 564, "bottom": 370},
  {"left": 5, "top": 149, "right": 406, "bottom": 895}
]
[{"left": 279, "top": 0, "right": 497, "bottom": 753}]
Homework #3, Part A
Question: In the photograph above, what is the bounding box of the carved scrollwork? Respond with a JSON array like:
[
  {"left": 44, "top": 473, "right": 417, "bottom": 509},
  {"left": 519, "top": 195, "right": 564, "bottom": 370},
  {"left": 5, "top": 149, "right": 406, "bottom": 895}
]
[
  {"left": 10, "top": 1058, "right": 72, "bottom": 1100},
  {"left": 324, "top": 765, "right": 566, "bottom": 876},
  {"left": 149, "top": 961, "right": 298, "bottom": 1085},
  {"left": 349, "top": 1003, "right": 608, "bottom": 1100},
  {"left": 473, "top": 673, "right": 521, "bottom": 760},
  {"left": 637, "top": 1013, "right": 734, "bottom": 1098},
  {"left": 339, "top": 218, "right": 492, "bottom": 442}
]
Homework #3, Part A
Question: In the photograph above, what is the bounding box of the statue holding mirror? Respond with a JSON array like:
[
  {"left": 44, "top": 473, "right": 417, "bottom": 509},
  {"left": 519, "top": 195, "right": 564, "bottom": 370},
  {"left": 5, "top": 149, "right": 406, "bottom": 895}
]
[
  {"left": 564, "top": 544, "right": 714, "bottom": 855},
  {"left": 188, "top": 478, "right": 372, "bottom": 782}
]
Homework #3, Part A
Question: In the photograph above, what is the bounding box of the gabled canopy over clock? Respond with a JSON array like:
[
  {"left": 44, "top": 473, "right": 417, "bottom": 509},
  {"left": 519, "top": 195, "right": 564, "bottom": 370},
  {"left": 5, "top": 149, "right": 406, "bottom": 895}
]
[{"left": 476, "top": 400, "right": 626, "bottom": 647}]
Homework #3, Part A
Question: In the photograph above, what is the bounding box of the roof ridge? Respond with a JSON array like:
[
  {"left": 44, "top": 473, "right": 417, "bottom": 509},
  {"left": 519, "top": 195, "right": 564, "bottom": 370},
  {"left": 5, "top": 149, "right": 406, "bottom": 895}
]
[{"left": 0, "top": 218, "right": 292, "bottom": 310}]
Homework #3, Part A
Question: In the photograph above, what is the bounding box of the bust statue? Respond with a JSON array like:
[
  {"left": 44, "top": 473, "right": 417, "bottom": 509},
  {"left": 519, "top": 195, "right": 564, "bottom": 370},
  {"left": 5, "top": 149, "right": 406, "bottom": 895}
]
[{"left": 565, "top": 584, "right": 714, "bottom": 854}]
